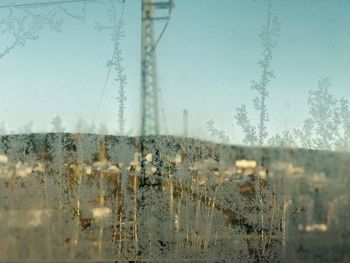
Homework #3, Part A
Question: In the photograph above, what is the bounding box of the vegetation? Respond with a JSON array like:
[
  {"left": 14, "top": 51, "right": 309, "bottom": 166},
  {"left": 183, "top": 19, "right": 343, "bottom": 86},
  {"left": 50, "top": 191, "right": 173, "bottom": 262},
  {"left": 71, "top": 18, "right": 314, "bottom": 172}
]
[
  {"left": 235, "top": 0, "right": 280, "bottom": 146},
  {"left": 0, "top": 0, "right": 349, "bottom": 262}
]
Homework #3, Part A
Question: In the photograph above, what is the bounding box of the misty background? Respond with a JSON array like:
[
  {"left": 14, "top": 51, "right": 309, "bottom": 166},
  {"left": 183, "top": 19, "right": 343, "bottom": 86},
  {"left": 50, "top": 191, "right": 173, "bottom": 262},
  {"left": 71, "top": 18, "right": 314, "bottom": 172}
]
[{"left": 0, "top": 0, "right": 349, "bottom": 146}]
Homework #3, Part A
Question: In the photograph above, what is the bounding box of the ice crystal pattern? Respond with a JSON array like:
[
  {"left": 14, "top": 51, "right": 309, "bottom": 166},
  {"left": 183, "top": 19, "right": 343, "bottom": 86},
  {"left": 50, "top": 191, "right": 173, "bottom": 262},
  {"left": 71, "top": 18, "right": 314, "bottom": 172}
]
[{"left": 0, "top": 134, "right": 349, "bottom": 262}]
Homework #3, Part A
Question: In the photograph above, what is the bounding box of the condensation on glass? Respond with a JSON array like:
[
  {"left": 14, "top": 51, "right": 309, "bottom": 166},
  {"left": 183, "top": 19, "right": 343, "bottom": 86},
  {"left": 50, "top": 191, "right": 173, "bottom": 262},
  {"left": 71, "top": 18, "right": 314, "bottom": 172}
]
[{"left": 0, "top": 0, "right": 349, "bottom": 262}]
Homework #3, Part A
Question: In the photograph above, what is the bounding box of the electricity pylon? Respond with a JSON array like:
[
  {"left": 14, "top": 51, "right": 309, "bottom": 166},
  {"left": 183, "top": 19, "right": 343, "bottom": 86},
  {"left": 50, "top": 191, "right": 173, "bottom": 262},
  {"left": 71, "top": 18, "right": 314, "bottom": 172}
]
[
  {"left": 140, "top": 0, "right": 173, "bottom": 136},
  {"left": 140, "top": 0, "right": 173, "bottom": 186}
]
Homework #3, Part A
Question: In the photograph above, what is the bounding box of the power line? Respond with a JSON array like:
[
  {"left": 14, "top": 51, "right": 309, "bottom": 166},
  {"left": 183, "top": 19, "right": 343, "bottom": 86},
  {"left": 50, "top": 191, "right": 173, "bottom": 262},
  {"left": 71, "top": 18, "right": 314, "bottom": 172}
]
[
  {"left": 0, "top": 0, "right": 96, "bottom": 9},
  {"left": 0, "top": 0, "right": 124, "bottom": 9},
  {"left": 150, "top": 0, "right": 174, "bottom": 53}
]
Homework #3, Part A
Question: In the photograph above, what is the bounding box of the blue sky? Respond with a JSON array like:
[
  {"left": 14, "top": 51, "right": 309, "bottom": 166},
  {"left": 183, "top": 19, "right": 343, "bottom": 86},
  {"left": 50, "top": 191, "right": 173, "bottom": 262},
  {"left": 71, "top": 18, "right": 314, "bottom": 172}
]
[{"left": 0, "top": 0, "right": 349, "bottom": 143}]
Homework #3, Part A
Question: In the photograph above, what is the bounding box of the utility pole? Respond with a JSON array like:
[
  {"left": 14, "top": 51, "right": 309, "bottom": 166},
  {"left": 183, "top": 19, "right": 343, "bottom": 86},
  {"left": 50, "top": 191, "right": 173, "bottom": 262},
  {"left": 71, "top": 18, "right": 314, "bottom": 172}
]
[
  {"left": 183, "top": 109, "right": 188, "bottom": 137},
  {"left": 139, "top": 0, "right": 173, "bottom": 186}
]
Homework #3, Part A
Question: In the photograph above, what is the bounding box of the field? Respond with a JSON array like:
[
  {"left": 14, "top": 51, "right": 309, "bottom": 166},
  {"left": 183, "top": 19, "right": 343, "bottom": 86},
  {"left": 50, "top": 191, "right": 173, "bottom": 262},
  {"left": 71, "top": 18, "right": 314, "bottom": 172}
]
[{"left": 0, "top": 133, "right": 349, "bottom": 262}]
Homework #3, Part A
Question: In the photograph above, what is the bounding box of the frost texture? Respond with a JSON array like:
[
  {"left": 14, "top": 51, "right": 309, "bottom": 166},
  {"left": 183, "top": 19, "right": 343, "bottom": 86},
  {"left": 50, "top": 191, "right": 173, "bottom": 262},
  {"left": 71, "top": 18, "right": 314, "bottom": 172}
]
[
  {"left": 235, "top": 0, "right": 280, "bottom": 146},
  {"left": 206, "top": 119, "right": 230, "bottom": 143},
  {"left": 268, "top": 131, "right": 295, "bottom": 148},
  {"left": 1, "top": 133, "right": 349, "bottom": 262},
  {"left": 0, "top": 0, "right": 88, "bottom": 59},
  {"left": 0, "top": 1, "right": 349, "bottom": 262},
  {"left": 96, "top": 1, "right": 127, "bottom": 135},
  {"left": 293, "top": 77, "right": 350, "bottom": 151}
]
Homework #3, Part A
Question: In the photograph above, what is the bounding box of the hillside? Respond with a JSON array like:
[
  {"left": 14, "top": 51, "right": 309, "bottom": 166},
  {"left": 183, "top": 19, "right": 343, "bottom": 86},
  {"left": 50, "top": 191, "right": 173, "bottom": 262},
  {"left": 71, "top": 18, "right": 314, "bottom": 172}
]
[{"left": 0, "top": 133, "right": 349, "bottom": 262}]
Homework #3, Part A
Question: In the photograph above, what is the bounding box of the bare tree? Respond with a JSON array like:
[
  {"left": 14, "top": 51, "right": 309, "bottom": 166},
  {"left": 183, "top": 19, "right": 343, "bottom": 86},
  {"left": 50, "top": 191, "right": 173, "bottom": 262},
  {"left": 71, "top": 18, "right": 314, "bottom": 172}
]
[
  {"left": 51, "top": 115, "right": 65, "bottom": 133},
  {"left": 18, "top": 121, "right": 34, "bottom": 134},
  {"left": 268, "top": 130, "right": 295, "bottom": 148},
  {"left": 76, "top": 117, "right": 85, "bottom": 133},
  {"left": 295, "top": 77, "right": 340, "bottom": 150},
  {"left": 335, "top": 98, "right": 350, "bottom": 150},
  {"left": 206, "top": 119, "right": 230, "bottom": 143},
  {"left": 235, "top": 0, "right": 280, "bottom": 146},
  {"left": 0, "top": 122, "right": 6, "bottom": 135},
  {"left": 235, "top": 105, "right": 258, "bottom": 145},
  {"left": 293, "top": 118, "right": 314, "bottom": 149},
  {"left": 96, "top": 1, "right": 127, "bottom": 135},
  {"left": 99, "top": 123, "right": 108, "bottom": 135}
]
